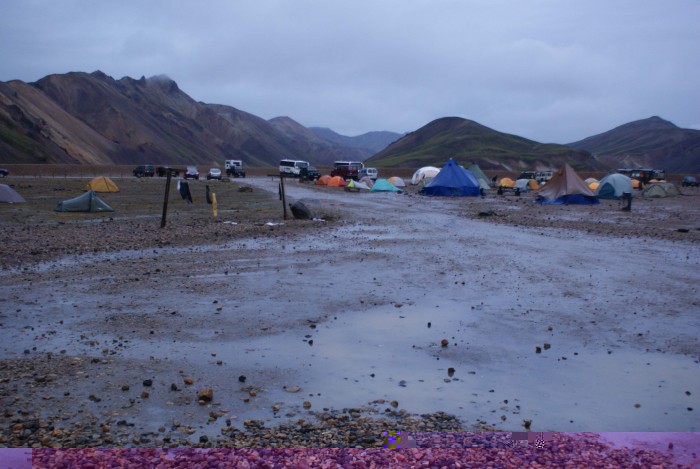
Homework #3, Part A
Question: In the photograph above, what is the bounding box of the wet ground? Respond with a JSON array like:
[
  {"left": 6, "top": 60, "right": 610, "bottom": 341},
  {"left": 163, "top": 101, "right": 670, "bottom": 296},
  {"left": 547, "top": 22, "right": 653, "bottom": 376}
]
[{"left": 1, "top": 177, "right": 699, "bottom": 446}]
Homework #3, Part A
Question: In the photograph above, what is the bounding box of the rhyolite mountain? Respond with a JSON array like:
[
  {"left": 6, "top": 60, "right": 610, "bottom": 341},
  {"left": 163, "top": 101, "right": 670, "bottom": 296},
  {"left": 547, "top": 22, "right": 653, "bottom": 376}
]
[
  {"left": 567, "top": 116, "right": 700, "bottom": 173},
  {"left": 2, "top": 71, "right": 698, "bottom": 172},
  {"left": 365, "top": 117, "right": 603, "bottom": 171},
  {"left": 0, "top": 71, "right": 390, "bottom": 166}
]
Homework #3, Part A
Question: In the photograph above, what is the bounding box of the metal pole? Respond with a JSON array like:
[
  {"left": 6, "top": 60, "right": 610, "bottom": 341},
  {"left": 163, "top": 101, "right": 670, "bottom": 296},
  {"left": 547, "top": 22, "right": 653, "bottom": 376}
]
[
  {"left": 160, "top": 169, "right": 172, "bottom": 228},
  {"left": 280, "top": 175, "right": 288, "bottom": 220}
]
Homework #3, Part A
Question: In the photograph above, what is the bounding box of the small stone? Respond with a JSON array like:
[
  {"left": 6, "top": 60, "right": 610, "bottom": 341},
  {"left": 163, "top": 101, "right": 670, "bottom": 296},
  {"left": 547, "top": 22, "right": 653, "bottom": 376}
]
[
  {"left": 184, "top": 377, "right": 194, "bottom": 385},
  {"left": 141, "top": 391, "right": 149, "bottom": 398},
  {"left": 170, "top": 383, "right": 179, "bottom": 391},
  {"left": 121, "top": 385, "right": 130, "bottom": 391},
  {"left": 249, "top": 390, "right": 257, "bottom": 397},
  {"left": 143, "top": 379, "right": 153, "bottom": 387},
  {"left": 441, "top": 339, "right": 449, "bottom": 347},
  {"left": 216, "top": 360, "right": 223, "bottom": 365},
  {"left": 535, "top": 346, "right": 542, "bottom": 353},
  {"left": 390, "top": 400, "right": 399, "bottom": 407},
  {"left": 303, "top": 401, "right": 311, "bottom": 409},
  {"left": 198, "top": 388, "right": 213, "bottom": 402},
  {"left": 284, "top": 385, "right": 301, "bottom": 393},
  {"left": 523, "top": 419, "right": 532, "bottom": 429},
  {"left": 543, "top": 343, "right": 551, "bottom": 350},
  {"left": 447, "top": 367, "right": 455, "bottom": 377},
  {"left": 238, "top": 375, "right": 246, "bottom": 383},
  {"left": 272, "top": 404, "right": 281, "bottom": 412},
  {"left": 634, "top": 403, "right": 641, "bottom": 408}
]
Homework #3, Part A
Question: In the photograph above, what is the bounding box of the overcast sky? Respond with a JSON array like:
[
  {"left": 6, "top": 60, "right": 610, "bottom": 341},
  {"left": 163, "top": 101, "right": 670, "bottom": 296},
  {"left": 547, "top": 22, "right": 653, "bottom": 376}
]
[{"left": 1, "top": 0, "right": 698, "bottom": 143}]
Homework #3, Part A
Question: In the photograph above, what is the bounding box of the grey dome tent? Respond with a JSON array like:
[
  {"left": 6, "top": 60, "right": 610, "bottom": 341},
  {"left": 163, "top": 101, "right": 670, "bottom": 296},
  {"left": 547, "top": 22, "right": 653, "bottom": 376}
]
[
  {"left": 55, "top": 190, "right": 114, "bottom": 212},
  {"left": 596, "top": 173, "right": 633, "bottom": 199},
  {"left": 0, "top": 184, "right": 26, "bottom": 203}
]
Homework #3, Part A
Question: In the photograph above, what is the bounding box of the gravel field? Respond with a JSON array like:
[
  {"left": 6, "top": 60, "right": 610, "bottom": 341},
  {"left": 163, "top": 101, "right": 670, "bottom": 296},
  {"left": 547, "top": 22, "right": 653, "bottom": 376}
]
[{"left": 1, "top": 174, "right": 699, "bottom": 467}]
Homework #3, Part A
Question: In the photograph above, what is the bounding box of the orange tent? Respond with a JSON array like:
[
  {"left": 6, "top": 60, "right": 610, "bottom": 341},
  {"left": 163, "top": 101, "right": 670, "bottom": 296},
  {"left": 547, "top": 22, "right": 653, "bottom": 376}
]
[
  {"left": 498, "top": 177, "right": 515, "bottom": 188},
  {"left": 327, "top": 176, "right": 348, "bottom": 187},
  {"left": 631, "top": 179, "right": 640, "bottom": 189},
  {"left": 316, "top": 175, "right": 331, "bottom": 185}
]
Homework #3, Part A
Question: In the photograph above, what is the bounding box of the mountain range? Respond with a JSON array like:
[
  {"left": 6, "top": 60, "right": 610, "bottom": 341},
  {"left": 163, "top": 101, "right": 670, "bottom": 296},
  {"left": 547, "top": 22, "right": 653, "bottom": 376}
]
[{"left": 1, "top": 71, "right": 698, "bottom": 172}]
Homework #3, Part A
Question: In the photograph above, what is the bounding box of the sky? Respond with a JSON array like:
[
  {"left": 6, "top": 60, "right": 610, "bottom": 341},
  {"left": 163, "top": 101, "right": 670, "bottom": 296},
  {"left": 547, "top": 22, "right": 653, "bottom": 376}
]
[{"left": 1, "top": 0, "right": 699, "bottom": 143}]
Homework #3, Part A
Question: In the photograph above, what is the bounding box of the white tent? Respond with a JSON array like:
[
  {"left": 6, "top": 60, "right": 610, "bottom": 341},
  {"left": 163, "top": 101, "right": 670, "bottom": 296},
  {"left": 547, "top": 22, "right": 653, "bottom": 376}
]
[{"left": 411, "top": 166, "right": 440, "bottom": 185}]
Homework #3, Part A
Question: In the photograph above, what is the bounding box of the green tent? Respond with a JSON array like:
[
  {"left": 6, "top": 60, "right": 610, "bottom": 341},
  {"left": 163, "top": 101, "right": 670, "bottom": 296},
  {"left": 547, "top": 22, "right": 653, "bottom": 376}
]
[
  {"left": 370, "top": 178, "right": 402, "bottom": 192},
  {"left": 55, "top": 190, "right": 114, "bottom": 212},
  {"left": 596, "top": 173, "right": 633, "bottom": 199},
  {"left": 468, "top": 163, "right": 491, "bottom": 190}
]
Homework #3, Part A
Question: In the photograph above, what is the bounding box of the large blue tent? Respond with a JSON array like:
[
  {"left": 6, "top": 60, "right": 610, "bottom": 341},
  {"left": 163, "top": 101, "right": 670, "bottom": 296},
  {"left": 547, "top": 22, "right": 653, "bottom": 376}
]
[{"left": 421, "top": 159, "right": 481, "bottom": 197}]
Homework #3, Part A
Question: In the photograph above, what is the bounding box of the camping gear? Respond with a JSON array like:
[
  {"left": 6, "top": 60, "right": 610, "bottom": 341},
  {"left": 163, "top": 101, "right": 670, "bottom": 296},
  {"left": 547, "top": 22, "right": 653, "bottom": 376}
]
[
  {"left": 584, "top": 178, "right": 598, "bottom": 185},
  {"left": 54, "top": 190, "right": 114, "bottom": 212},
  {"left": 327, "top": 176, "right": 348, "bottom": 187},
  {"left": 358, "top": 176, "right": 374, "bottom": 188},
  {"left": 498, "top": 177, "right": 515, "bottom": 188},
  {"left": 411, "top": 167, "right": 440, "bottom": 185},
  {"left": 642, "top": 182, "right": 681, "bottom": 198},
  {"left": 596, "top": 173, "right": 633, "bottom": 199},
  {"left": 515, "top": 179, "right": 539, "bottom": 192},
  {"left": 467, "top": 163, "right": 491, "bottom": 190},
  {"left": 535, "top": 163, "right": 599, "bottom": 205},
  {"left": 421, "top": 159, "right": 480, "bottom": 197},
  {"left": 588, "top": 182, "right": 600, "bottom": 191},
  {"left": 371, "top": 178, "right": 402, "bottom": 192},
  {"left": 0, "top": 184, "right": 26, "bottom": 203},
  {"left": 83, "top": 176, "right": 119, "bottom": 192},
  {"left": 348, "top": 180, "right": 370, "bottom": 190},
  {"left": 388, "top": 176, "right": 406, "bottom": 187},
  {"left": 178, "top": 180, "right": 193, "bottom": 203},
  {"left": 315, "top": 175, "right": 331, "bottom": 185}
]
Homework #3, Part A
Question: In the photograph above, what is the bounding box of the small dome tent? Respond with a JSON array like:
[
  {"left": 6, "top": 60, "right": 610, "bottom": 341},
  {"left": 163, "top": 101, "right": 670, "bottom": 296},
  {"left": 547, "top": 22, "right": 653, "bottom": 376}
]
[
  {"left": 596, "top": 173, "right": 633, "bottom": 199},
  {"left": 0, "top": 184, "right": 26, "bottom": 203},
  {"left": 411, "top": 167, "right": 440, "bottom": 185},
  {"left": 84, "top": 176, "right": 119, "bottom": 192},
  {"left": 55, "top": 190, "right": 114, "bottom": 212}
]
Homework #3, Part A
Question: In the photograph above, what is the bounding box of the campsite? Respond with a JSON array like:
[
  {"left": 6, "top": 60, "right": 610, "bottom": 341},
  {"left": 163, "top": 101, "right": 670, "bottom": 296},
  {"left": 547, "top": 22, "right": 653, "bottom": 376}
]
[{"left": 1, "top": 169, "right": 699, "bottom": 456}]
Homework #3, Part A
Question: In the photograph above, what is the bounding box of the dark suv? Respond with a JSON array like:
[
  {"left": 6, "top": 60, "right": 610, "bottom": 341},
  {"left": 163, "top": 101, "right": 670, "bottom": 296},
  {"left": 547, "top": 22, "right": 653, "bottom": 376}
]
[
  {"left": 300, "top": 165, "right": 321, "bottom": 181},
  {"left": 682, "top": 176, "right": 698, "bottom": 187},
  {"left": 133, "top": 165, "right": 155, "bottom": 177}
]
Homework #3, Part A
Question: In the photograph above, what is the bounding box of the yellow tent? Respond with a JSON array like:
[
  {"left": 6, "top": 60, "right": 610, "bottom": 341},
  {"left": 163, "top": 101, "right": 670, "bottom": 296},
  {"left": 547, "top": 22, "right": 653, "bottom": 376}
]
[
  {"left": 498, "top": 177, "right": 515, "bottom": 188},
  {"left": 631, "top": 179, "right": 641, "bottom": 189},
  {"left": 84, "top": 176, "right": 119, "bottom": 192}
]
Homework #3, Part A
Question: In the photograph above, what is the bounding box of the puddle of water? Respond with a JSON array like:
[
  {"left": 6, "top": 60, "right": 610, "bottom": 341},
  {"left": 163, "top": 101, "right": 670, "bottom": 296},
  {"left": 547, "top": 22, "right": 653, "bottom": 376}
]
[{"left": 116, "top": 295, "right": 700, "bottom": 432}]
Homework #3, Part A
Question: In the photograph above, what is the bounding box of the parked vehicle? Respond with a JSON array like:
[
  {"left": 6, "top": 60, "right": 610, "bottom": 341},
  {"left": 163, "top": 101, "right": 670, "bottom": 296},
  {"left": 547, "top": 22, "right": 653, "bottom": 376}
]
[
  {"left": 358, "top": 168, "right": 378, "bottom": 180},
  {"left": 184, "top": 166, "right": 200, "bottom": 180},
  {"left": 225, "top": 160, "right": 246, "bottom": 178},
  {"left": 0, "top": 168, "right": 8, "bottom": 177},
  {"left": 155, "top": 166, "right": 180, "bottom": 177},
  {"left": 299, "top": 165, "right": 321, "bottom": 181},
  {"left": 617, "top": 168, "right": 665, "bottom": 184},
  {"left": 133, "top": 165, "right": 155, "bottom": 178},
  {"left": 682, "top": 176, "right": 699, "bottom": 187},
  {"left": 330, "top": 161, "right": 364, "bottom": 181},
  {"left": 207, "top": 168, "right": 222, "bottom": 180},
  {"left": 279, "top": 159, "right": 309, "bottom": 177}
]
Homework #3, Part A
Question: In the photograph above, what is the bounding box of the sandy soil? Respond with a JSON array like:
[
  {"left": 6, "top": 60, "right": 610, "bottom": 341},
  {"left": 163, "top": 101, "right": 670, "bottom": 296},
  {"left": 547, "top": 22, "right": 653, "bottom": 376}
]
[{"left": 1, "top": 176, "right": 699, "bottom": 458}]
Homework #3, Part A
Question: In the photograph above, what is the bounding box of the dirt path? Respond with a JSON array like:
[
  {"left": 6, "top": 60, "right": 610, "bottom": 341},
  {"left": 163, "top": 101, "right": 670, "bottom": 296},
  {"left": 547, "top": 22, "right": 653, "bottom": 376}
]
[{"left": 1, "top": 177, "right": 699, "bottom": 450}]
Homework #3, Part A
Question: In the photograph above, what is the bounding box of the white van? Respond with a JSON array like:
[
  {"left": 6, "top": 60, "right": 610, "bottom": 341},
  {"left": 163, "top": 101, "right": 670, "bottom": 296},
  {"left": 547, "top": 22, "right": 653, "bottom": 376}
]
[
  {"left": 225, "top": 160, "right": 245, "bottom": 177},
  {"left": 358, "top": 167, "right": 378, "bottom": 180},
  {"left": 279, "top": 159, "right": 309, "bottom": 177}
]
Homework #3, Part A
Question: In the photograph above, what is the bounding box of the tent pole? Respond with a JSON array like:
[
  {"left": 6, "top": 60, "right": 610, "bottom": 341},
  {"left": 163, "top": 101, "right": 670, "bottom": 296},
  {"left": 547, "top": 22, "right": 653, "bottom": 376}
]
[{"left": 161, "top": 169, "right": 172, "bottom": 228}]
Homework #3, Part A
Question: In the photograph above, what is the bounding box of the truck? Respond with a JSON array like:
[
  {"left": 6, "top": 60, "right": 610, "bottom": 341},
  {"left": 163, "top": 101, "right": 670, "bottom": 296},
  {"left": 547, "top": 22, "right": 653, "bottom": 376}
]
[
  {"left": 225, "top": 160, "right": 245, "bottom": 178},
  {"left": 617, "top": 168, "right": 665, "bottom": 184},
  {"left": 330, "top": 161, "right": 364, "bottom": 181}
]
